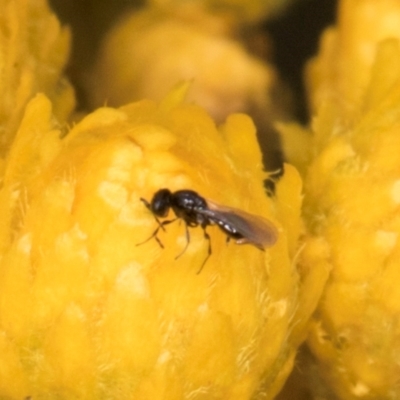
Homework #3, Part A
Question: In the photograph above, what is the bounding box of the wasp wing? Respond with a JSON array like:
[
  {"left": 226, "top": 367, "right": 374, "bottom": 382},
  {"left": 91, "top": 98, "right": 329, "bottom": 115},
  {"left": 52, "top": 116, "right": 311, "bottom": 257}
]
[{"left": 198, "top": 200, "right": 278, "bottom": 250}]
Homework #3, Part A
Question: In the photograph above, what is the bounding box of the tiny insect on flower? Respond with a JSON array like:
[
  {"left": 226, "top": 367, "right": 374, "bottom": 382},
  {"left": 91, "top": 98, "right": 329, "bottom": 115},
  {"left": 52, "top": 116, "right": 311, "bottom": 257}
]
[{"left": 138, "top": 188, "right": 278, "bottom": 272}]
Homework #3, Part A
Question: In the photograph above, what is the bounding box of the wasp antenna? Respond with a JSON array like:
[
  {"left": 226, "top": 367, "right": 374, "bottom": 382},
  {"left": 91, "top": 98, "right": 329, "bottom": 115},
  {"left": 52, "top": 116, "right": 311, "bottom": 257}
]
[
  {"left": 154, "top": 235, "right": 165, "bottom": 249},
  {"left": 155, "top": 216, "right": 166, "bottom": 231},
  {"left": 136, "top": 225, "right": 164, "bottom": 248},
  {"left": 140, "top": 197, "right": 168, "bottom": 232},
  {"left": 137, "top": 218, "right": 178, "bottom": 248},
  {"left": 140, "top": 197, "right": 151, "bottom": 209}
]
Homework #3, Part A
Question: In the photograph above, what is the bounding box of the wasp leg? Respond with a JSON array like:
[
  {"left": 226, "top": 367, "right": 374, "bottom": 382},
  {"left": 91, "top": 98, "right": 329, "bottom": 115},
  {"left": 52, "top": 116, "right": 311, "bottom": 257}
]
[
  {"left": 197, "top": 224, "right": 212, "bottom": 274},
  {"left": 136, "top": 219, "right": 177, "bottom": 248},
  {"left": 175, "top": 222, "right": 191, "bottom": 260}
]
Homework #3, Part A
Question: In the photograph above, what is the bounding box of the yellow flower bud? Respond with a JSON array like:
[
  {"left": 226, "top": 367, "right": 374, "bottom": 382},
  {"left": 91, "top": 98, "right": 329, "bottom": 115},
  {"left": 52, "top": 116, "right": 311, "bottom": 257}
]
[{"left": 0, "top": 88, "right": 322, "bottom": 399}]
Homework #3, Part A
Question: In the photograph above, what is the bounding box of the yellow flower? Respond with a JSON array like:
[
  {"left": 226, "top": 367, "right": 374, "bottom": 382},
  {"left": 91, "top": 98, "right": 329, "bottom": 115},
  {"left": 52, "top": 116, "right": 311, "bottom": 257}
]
[
  {"left": 0, "top": 87, "right": 322, "bottom": 399},
  {"left": 297, "top": 1, "right": 400, "bottom": 398},
  {"left": 87, "top": 6, "right": 279, "bottom": 124},
  {"left": 0, "top": 0, "right": 74, "bottom": 158},
  {"left": 145, "top": 0, "right": 296, "bottom": 23},
  {"left": 306, "top": 0, "right": 400, "bottom": 122}
]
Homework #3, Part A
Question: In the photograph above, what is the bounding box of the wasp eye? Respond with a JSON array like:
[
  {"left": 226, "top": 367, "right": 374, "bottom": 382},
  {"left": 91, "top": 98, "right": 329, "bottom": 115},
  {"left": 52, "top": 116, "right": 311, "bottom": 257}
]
[{"left": 151, "top": 189, "right": 171, "bottom": 217}]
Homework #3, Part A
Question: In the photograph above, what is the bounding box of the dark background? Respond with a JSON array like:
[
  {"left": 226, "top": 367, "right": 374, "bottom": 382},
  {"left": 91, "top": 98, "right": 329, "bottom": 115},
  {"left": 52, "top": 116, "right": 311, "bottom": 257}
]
[{"left": 265, "top": 0, "right": 337, "bottom": 122}]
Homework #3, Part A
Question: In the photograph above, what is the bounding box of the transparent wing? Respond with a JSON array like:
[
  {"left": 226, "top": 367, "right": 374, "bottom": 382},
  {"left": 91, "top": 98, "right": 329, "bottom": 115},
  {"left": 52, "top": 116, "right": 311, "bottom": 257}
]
[{"left": 198, "top": 200, "right": 278, "bottom": 249}]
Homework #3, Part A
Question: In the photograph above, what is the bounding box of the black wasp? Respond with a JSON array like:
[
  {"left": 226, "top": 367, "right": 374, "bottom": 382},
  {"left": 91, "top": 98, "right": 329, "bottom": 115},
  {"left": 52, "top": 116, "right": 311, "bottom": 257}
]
[{"left": 138, "top": 189, "right": 278, "bottom": 273}]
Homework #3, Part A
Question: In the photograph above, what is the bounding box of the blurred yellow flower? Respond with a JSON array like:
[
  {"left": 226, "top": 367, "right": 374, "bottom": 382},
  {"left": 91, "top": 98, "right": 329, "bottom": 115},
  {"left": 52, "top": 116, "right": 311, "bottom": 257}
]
[
  {"left": 87, "top": 6, "right": 280, "bottom": 125},
  {"left": 306, "top": 0, "right": 400, "bottom": 123},
  {"left": 0, "top": 0, "right": 74, "bottom": 158},
  {"left": 295, "top": 1, "right": 400, "bottom": 398},
  {"left": 145, "top": 0, "right": 296, "bottom": 23}
]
